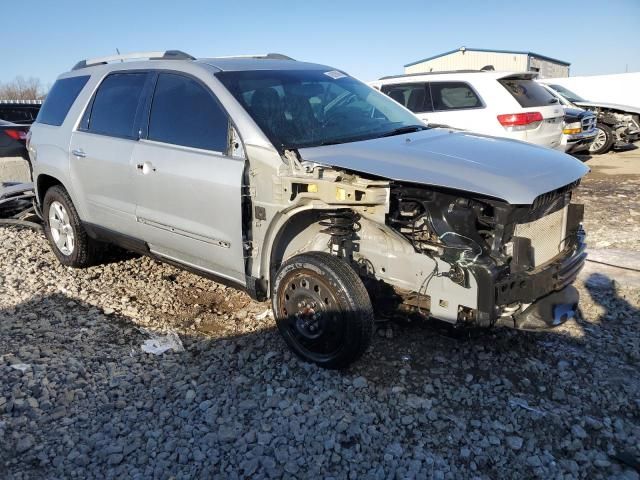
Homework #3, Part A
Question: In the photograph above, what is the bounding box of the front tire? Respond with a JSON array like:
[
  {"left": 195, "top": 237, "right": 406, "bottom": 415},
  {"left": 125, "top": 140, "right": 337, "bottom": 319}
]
[
  {"left": 43, "top": 185, "right": 101, "bottom": 267},
  {"left": 272, "top": 252, "right": 374, "bottom": 369},
  {"left": 589, "top": 123, "right": 614, "bottom": 155}
]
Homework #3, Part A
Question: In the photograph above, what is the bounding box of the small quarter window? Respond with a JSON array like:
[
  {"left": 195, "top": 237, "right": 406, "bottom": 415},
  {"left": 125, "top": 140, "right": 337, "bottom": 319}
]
[
  {"left": 88, "top": 73, "right": 148, "bottom": 138},
  {"left": 36, "top": 76, "right": 89, "bottom": 126},
  {"left": 148, "top": 73, "right": 229, "bottom": 152}
]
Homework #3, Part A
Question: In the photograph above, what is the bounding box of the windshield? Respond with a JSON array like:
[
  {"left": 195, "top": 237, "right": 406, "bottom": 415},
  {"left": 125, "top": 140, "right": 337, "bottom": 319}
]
[
  {"left": 549, "top": 84, "right": 586, "bottom": 103},
  {"left": 542, "top": 85, "right": 576, "bottom": 108},
  {"left": 216, "top": 69, "right": 426, "bottom": 149}
]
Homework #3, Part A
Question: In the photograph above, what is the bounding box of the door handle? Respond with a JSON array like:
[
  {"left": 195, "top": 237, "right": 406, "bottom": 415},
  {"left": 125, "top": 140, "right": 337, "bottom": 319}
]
[
  {"left": 72, "top": 149, "right": 86, "bottom": 158},
  {"left": 136, "top": 162, "right": 156, "bottom": 174}
]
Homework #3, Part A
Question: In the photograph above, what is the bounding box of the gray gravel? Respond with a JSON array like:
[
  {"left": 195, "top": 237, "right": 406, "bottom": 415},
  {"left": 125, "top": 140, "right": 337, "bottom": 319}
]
[{"left": 1, "top": 165, "right": 640, "bottom": 478}]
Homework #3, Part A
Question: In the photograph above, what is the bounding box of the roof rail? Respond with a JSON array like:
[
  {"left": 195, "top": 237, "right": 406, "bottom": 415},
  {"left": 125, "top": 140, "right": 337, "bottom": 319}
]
[
  {"left": 0, "top": 99, "right": 43, "bottom": 104},
  {"left": 378, "top": 69, "right": 485, "bottom": 80},
  {"left": 213, "top": 53, "right": 295, "bottom": 61},
  {"left": 71, "top": 50, "right": 195, "bottom": 71}
]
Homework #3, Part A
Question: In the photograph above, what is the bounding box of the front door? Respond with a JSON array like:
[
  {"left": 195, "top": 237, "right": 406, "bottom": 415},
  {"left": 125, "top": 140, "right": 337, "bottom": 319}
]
[{"left": 131, "top": 72, "right": 246, "bottom": 283}]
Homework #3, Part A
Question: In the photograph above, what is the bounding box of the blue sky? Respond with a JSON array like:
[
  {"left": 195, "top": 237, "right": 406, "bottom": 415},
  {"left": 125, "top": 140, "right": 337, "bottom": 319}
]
[{"left": 3, "top": 0, "right": 639, "bottom": 88}]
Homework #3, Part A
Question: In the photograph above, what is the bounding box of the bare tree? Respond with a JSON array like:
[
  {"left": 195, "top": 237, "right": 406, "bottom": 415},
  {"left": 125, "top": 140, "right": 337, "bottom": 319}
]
[{"left": 0, "top": 76, "right": 46, "bottom": 100}]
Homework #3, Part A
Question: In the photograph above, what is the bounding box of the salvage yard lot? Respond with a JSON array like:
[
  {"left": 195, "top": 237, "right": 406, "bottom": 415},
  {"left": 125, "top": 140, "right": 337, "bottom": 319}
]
[{"left": 1, "top": 151, "right": 639, "bottom": 479}]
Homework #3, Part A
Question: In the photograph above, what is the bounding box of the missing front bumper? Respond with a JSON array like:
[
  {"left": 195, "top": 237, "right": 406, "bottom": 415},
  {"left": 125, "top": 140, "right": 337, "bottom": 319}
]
[{"left": 496, "top": 285, "right": 579, "bottom": 330}]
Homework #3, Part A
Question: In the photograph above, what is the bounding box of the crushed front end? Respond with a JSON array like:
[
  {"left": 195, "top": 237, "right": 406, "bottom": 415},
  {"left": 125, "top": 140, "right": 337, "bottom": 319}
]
[{"left": 386, "top": 180, "right": 586, "bottom": 329}]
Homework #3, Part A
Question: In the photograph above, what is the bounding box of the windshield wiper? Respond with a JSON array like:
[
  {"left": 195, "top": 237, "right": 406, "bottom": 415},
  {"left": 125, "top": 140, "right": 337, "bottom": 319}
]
[{"left": 381, "top": 125, "right": 428, "bottom": 137}]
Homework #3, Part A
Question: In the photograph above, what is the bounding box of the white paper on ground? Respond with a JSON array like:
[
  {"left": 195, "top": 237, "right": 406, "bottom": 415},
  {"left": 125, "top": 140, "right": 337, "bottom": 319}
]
[{"left": 141, "top": 330, "right": 185, "bottom": 355}]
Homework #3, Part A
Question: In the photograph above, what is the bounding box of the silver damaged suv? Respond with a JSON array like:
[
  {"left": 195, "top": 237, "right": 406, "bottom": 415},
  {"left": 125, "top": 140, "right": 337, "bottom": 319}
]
[{"left": 29, "top": 51, "right": 589, "bottom": 368}]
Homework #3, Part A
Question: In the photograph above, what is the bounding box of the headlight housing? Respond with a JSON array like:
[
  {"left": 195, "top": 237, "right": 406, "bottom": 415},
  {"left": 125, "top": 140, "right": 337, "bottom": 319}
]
[{"left": 563, "top": 122, "right": 582, "bottom": 135}]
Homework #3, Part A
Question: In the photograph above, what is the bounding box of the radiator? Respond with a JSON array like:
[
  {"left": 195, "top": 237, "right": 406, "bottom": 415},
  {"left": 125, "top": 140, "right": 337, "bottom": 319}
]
[{"left": 514, "top": 206, "right": 568, "bottom": 267}]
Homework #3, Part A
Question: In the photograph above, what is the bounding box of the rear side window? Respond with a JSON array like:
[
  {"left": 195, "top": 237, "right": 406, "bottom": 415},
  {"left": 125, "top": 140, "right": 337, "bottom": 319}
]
[
  {"left": 87, "top": 73, "right": 148, "bottom": 138},
  {"left": 430, "top": 82, "right": 482, "bottom": 111},
  {"left": 381, "top": 83, "right": 433, "bottom": 113},
  {"left": 499, "top": 78, "right": 556, "bottom": 108},
  {"left": 148, "top": 73, "right": 229, "bottom": 152},
  {"left": 36, "top": 76, "right": 89, "bottom": 126}
]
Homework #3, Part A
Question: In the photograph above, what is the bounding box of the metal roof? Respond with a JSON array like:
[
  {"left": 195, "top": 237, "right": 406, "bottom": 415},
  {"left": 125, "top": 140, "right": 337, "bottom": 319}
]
[{"left": 404, "top": 47, "right": 571, "bottom": 68}]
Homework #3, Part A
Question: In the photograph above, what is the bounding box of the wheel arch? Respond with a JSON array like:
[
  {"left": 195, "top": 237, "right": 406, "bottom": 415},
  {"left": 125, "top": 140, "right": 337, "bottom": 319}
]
[
  {"left": 264, "top": 208, "right": 327, "bottom": 294},
  {"left": 36, "top": 174, "right": 64, "bottom": 207}
]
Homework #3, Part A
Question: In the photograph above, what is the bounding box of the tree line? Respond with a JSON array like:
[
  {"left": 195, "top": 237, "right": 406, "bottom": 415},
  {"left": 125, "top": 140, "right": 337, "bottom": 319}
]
[{"left": 0, "top": 77, "right": 47, "bottom": 100}]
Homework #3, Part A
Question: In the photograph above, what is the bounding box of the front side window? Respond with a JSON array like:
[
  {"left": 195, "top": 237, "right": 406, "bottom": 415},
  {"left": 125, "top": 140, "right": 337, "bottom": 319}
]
[
  {"left": 381, "top": 83, "right": 433, "bottom": 113},
  {"left": 87, "top": 73, "right": 148, "bottom": 138},
  {"left": 217, "top": 69, "right": 426, "bottom": 150},
  {"left": 148, "top": 73, "right": 229, "bottom": 152},
  {"left": 430, "top": 82, "right": 482, "bottom": 111},
  {"left": 36, "top": 76, "right": 89, "bottom": 126}
]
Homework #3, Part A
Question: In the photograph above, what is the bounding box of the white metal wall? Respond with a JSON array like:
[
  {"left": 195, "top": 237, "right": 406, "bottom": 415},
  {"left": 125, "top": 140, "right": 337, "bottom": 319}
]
[
  {"left": 405, "top": 51, "right": 569, "bottom": 78},
  {"left": 405, "top": 51, "right": 528, "bottom": 74},
  {"left": 541, "top": 72, "right": 640, "bottom": 108}
]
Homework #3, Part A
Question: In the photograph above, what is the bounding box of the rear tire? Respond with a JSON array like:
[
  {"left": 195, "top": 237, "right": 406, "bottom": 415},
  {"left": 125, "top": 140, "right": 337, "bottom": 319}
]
[
  {"left": 272, "top": 252, "right": 374, "bottom": 369},
  {"left": 43, "top": 185, "right": 102, "bottom": 267},
  {"left": 589, "top": 123, "right": 614, "bottom": 155}
]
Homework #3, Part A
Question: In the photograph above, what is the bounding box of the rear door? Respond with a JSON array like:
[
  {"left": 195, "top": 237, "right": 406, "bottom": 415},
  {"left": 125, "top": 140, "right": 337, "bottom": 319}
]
[
  {"left": 69, "top": 72, "right": 152, "bottom": 234},
  {"left": 131, "top": 72, "right": 246, "bottom": 283},
  {"left": 497, "top": 74, "right": 564, "bottom": 147}
]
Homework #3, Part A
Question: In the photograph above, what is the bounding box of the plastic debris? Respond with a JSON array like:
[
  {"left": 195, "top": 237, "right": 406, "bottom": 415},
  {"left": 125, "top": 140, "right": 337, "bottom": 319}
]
[
  {"left": 10, "top": 363, "right": 31, "bottom": 372},
  {"left": 509, "top": 398, "right": 547, "bottom": 416},
  {"left": 141, "top": 330, "right": 185, "bottom": 355},
  {"left": 256, "top": 309, "right": 273, "bottom": 320}
]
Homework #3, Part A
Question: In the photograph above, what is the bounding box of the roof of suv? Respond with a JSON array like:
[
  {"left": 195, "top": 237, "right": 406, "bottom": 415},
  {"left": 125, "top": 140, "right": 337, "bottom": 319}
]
[
  {"left": 372, "top": 70, "right": 536, "bottom": 85},
  {"left": 66, "top": 51, "right": 334, "bottom": 77}
]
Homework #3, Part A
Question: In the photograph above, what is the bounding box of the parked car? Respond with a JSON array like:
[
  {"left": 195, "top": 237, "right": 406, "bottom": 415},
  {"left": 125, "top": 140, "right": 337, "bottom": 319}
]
[
  {"left": 538, "top": 84, "right": 597, "bottom": 154},
  {"left": 29, "top": 51, "right": 589, "bottom": 368},
  {"left": 0, "top": 100, "right": 42, "bottom": 125},
  {"left": 370, "top": 71, "right": 564, "bottom": 150},
  {"left": 0, "top": 119, "right": 29, "bottom": 159},
  {"left": 540, "top": 83, "right": 640, "bottom": 154}
]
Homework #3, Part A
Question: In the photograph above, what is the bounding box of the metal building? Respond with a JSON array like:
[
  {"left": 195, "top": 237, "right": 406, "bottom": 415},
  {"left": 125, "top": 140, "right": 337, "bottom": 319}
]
[{"left": 404, "top": 47, "right": 570, "bottom": 78}]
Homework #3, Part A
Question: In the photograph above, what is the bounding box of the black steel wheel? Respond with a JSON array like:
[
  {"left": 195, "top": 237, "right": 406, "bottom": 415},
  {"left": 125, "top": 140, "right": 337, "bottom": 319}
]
[{"left": 272, "top": 252, "right": 374, "bottom": 369}]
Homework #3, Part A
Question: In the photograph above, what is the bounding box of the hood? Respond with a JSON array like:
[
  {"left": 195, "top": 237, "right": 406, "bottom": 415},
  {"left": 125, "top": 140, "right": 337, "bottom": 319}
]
[
  {"left": 564, "top": 107, "right": 592, "bottom": 123},
  {"left": 575, "top": 101, "right": 640, "bottom": 114},
  {"left": 298, "top": 129, "right": 589, "bottom": 205}
]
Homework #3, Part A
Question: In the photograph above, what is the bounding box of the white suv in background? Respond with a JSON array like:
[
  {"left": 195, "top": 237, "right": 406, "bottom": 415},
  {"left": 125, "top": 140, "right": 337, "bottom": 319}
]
[{"left": 370, "top": 71, "right": 564, "bottom": 150}]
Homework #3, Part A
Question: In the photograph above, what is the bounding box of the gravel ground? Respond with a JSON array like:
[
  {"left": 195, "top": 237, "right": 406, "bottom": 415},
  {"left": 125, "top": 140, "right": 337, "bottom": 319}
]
[{"left": 1, "top": 152, "right": 639, "bottom": 479}]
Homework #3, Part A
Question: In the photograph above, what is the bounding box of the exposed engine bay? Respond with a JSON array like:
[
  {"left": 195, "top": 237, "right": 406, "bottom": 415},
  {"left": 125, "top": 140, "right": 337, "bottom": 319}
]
[
  {"left": 381, "top": 181, "right": 586, "bottom": 328},
  {"left": 587, "top": 106, "right": 640, "bottom": 146}
]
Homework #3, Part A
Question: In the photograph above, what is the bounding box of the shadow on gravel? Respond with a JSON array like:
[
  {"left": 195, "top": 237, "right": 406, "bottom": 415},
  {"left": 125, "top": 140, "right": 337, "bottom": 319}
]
[
  {"left": 2, "top": 281, "right": 638, "bottom": 478},
  {"left": 0, "top": 292, "right": 280, "bottom": 479},
  {"left": 584, "top": 272, "right": 640, "bottom": 325}
]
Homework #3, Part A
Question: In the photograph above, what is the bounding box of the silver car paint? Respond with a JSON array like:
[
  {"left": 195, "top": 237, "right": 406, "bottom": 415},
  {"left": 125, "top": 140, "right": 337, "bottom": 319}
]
[
  {"left": 69, "top": 132, "right": 139, "bottom": 236},
  {"left": 131, "top": 139, "right": 246, "bottom": 283},
  {"left": 298, "top": 128, "right": 589, "bottom": 204}
]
